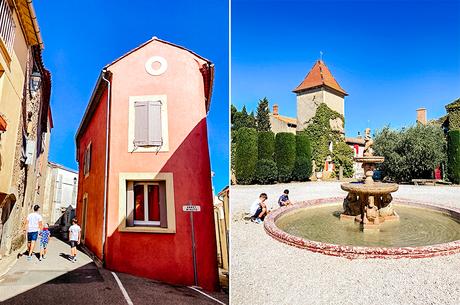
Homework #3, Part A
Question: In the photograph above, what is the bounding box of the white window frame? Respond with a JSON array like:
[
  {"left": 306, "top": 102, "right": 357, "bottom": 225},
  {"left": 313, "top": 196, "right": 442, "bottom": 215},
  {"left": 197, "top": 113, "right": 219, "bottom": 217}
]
[
  {"left": 133, "top": 182, "right": 161, "bottom": 226},
  {"left": 128, "top": 95, "right": 169, "bottom": 152},
  {"left": 118, "top": 172, "right": 176, "bottom": 234}
]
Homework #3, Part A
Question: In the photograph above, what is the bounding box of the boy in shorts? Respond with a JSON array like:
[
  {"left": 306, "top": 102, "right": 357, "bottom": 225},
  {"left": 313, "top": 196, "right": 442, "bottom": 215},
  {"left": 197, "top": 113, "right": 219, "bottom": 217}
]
[
  {"left": 24, "top": 205, "right": 43, "bottom": 261},
  {"left": 250, "top": 193, "right": 268, "bottom": 224},
  {"left": 39, "top": 223, "right": 51, "bottom": 261},
  {"left": 68, "top": 218, "right": 81, "bottom": 262}
]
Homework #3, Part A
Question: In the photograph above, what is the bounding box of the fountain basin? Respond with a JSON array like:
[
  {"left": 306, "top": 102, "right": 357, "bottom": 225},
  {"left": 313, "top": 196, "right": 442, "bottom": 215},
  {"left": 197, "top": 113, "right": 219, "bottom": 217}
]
[
  {"left": 341, "top": 182, "right": 398, "bottom": 195},
  {"left": 264, "top": 197, "right": 460, "bottom": 259}
]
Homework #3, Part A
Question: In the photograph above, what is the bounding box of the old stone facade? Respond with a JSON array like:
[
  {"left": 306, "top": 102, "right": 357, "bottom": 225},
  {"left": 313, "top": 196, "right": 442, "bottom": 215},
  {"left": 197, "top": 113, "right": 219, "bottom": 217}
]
[
  {"left": 269, "top": 104, "right": 297, "bottom": 134},
  {"left": 294, "top": 60, "right": 347, "bottom": 132},
  {"left": 0, "top": 1, "right": 51, "bottom": 265}
]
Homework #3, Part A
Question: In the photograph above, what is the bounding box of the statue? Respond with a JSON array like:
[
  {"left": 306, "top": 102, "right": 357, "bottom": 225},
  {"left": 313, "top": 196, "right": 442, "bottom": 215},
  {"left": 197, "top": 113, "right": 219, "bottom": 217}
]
[
  {"left": 379, "top": 194, "right": 395, "bottom": 217},
  {"left": 343, "top": 193, "right": 361, "bottom": 216},
  {"left": 364, "top": 196, "right": 379, "bottom": 224},
  {"left": 363, "top": 128, "right": 374, "bottom": 157}
]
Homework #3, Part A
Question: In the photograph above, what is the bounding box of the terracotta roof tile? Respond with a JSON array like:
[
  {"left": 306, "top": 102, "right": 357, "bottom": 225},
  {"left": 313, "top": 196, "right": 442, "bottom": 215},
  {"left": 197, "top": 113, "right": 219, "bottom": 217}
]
[
  {"left": 293, "top": 60, "right": 347, "bottom": 95},
  {"left": 273, "top": 114, "right": 297, "bottom": 125}
]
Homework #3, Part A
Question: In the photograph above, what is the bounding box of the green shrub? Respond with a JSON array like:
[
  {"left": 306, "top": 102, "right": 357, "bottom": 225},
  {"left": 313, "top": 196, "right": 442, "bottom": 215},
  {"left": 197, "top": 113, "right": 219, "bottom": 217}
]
[
  {"left": 254, "top": 159, "right": 278, "bottom": 184},
  {"left": 447, "top": 130, "right": 460, "bottom": 184},
  {"left": 235, "top": 127, "right": 258, "bottom": 184},
  {"left": 332, "top": 141, "right": 354, "bottom": 178},
  {"left": 292, "top": 133, "right": 312, "bottom": 181},
  {"left": 258, "top": 131, "right": 275, "bottom": 160},
  {"left": 374, "top": 125, "right": 447, "bottom": 182},
  {"left": 274, "top": 133, "right": 296, "bottom": 182}
]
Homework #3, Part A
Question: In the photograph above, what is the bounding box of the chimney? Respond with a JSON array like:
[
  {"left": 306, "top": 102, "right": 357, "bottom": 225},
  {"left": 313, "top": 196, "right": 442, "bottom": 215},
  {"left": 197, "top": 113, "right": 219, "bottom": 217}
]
[
  {"left": 416, "top": 108, "right": 427, "bottom": 125},
  {"left": 273, "top": 104, "right": 279, "bottom": 116}
]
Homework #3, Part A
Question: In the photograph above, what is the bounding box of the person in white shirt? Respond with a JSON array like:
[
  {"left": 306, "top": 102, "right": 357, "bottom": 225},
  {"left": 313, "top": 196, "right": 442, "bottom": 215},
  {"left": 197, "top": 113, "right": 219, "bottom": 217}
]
[
  {"left": 68, "top": 218, "right": 81, "bottom": 262},
  {"left": 23, "top": 205, "right": 43, "bottom": 261},
  {"left": 250, "top": 193, "right": 268, "bottom": 224}
]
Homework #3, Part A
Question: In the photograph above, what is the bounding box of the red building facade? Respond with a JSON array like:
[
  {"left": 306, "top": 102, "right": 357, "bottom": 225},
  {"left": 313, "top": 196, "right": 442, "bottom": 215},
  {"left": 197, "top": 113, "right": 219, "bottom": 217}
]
[{"left": 75, "top": 38, "right": 219, "bottom": 290}]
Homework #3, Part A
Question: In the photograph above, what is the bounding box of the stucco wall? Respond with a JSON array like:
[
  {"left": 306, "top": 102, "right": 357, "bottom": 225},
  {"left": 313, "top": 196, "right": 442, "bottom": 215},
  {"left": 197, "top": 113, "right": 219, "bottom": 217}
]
[
  {"left": 269, "top": 115, "right": 296, "bottom": 134},
  {"left": 102, "top": 40, "right": 219, "bottom": 290}
]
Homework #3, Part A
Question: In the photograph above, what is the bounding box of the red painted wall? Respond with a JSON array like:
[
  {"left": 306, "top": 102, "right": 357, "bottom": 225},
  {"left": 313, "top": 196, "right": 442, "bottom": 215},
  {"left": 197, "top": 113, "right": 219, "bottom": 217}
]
[
  {"left": 76, "top": 89, "right": 108, "bottom": 259},
  {"left": 77, "top": 39, "right": 219, "bottom": 291}
]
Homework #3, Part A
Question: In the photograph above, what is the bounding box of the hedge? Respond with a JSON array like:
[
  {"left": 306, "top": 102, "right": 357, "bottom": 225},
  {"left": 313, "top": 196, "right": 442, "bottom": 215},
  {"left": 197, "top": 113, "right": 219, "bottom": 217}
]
[
  {"left": 235, "top": 127, "right": 258, "bottom": 184},
  {"left": 447, "top": 130, "right": 460, "bottom": 184},
  {"left": 292, "top": 133, "right": 312, "bottom": 181},
  {"left": 258, "top": 131, "right": 275, "bottom": 160},
  {"left": 274, "top": 132, "right": 296, "bottom": 182},
  {"left": 254, "top": 159, "right": 278, "bottom": 184}
]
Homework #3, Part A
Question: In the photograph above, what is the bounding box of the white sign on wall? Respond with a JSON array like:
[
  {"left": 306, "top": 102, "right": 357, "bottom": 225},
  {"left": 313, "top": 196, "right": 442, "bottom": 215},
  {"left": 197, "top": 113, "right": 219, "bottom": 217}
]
[{"left": 183, "top": 205, "right": 201, "bottom": 212}]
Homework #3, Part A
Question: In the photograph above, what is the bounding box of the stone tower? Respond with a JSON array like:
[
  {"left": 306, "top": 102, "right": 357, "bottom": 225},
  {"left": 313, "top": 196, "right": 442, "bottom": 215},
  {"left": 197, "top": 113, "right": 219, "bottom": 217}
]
[{"left": 293, "top": 60, "right": 348, "bottom": 132}]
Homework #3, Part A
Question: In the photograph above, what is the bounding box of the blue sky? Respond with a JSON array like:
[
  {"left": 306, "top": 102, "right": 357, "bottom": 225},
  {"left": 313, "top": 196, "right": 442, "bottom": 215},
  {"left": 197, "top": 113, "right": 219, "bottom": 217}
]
[
  {"left": 232, "top": 0, "right": 460, "bottom": 136},
  {"left": 35, "top": 0, "right": 229, "bottom": 192}
]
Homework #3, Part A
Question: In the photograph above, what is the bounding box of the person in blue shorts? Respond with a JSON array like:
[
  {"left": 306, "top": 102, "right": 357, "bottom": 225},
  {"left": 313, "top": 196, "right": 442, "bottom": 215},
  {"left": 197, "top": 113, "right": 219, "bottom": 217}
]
[
  {"left": 23, "top": 205, "right": 43, "bottom": 261},
  {"left": 39, "top": 223, "right": 51, "bottom": 261}
]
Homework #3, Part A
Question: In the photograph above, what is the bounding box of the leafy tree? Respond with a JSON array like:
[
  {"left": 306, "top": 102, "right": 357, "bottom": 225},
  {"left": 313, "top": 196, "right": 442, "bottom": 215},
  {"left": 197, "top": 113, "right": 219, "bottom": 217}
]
[
  {"left": 374, "top": 124, "right": 447, "bottom": 182},
  {"left": 258, "top": 131, "right": 275, "bottom": 160},
  {"left": 447, "top": 130, "right": 460, "bottom": 184},
  {"left": 274, "top": 133, "right": 296, "bottom": 182},
  {"left": 256, "top": 97, "right": 271, "bottom": 132},
  {"left": 234, "top": 127, "right": 258, "bottom": 184},
  {"left": 292, "top": 133, "right": 313, "bottom": 181}
]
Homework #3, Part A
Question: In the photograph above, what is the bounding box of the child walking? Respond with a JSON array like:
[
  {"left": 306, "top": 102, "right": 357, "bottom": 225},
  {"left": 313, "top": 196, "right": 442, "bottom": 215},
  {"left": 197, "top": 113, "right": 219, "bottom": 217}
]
[
  {"left": 39, "top": 223, "right": 51, "bottom": 261},
  {"left": 68, "top": 218, "right": 81, "bottom": 262}
]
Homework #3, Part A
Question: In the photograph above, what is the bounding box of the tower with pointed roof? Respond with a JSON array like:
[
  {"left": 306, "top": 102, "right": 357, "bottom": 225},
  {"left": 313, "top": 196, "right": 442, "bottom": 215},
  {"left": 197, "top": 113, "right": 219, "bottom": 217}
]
[{"left": 293, "top": 60, "right": 348, "bottom": 131}]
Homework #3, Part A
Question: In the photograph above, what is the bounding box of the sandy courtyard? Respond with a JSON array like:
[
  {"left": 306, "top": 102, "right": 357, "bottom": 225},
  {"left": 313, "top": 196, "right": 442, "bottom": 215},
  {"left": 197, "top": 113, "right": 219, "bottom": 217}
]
[{"left": 230, "top": 182, "right": 460, "bottom": 305}]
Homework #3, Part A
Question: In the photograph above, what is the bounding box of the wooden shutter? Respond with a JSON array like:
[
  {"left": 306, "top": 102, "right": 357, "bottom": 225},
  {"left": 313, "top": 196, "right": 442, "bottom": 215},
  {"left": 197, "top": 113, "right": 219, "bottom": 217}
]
[
  {"left": 134, "top": 101, "right": 149, "bottom": 146},
  {"left": 87, "top": 144, "right": 91, "bottom": 173},
  {"left": 147, "top": 100, "right": 162, "bottom": 146},
  {"left": 126, "top": 181, "right": 134, "bottom": 227},
  {"left": 159, "top": 181, "right": 168, "bottom": 228}
]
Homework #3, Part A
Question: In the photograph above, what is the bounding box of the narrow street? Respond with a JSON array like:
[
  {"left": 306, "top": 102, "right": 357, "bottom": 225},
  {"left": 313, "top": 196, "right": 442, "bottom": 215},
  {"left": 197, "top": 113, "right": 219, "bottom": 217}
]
[{"left": 0, "top": 238, "right": 228, "bottom": 305}]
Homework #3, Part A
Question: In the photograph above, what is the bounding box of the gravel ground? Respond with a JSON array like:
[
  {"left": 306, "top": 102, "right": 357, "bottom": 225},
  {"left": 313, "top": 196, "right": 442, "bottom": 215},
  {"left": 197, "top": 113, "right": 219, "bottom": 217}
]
[{"left": 230, "top": 182, "right": 460, "bottom": 305}]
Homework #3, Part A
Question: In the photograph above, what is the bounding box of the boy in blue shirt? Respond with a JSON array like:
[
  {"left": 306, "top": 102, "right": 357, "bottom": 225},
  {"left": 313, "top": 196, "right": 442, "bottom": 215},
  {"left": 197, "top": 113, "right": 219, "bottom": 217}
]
[
  {"left": 278, "top": 189, "right": 291, "bottom": 207},
  {"left": 39, "top": 223, "right": 51, "bottom": 261}
]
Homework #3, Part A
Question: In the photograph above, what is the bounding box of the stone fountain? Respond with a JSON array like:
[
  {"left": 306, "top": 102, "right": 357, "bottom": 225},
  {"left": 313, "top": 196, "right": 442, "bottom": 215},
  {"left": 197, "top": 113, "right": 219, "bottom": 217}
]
[{"left": 340, "top": 128, "right": 399, "bottom": 231}]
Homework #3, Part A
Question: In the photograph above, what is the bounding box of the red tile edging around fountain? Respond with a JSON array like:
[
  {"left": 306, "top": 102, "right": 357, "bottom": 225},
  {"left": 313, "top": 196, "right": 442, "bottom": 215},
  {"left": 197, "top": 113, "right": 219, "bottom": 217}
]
[{"left": 264, "top": 197, "right": 460, "bottom": 259}]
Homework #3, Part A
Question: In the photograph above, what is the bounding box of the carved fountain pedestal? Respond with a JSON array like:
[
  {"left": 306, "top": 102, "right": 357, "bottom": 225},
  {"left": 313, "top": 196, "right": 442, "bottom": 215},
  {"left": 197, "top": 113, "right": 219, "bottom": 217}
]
[{"left": 340, "top": 129, "right": 399, "bottom": 232}]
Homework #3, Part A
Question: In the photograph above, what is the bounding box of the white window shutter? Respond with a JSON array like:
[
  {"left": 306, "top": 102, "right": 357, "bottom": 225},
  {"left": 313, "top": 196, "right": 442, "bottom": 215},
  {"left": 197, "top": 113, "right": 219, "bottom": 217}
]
[
  {"left": 134, "top": 101, "right": 149, "bottom": 146},
  {"left": 147, "top": 100, "right": 162, "bottom": 146}
]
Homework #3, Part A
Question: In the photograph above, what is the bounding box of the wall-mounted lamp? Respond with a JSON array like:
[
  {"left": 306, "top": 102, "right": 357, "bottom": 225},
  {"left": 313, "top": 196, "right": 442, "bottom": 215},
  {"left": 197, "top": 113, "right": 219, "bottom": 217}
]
[{"left": 29, "top": 70, "right": 42, "bottom": 94}]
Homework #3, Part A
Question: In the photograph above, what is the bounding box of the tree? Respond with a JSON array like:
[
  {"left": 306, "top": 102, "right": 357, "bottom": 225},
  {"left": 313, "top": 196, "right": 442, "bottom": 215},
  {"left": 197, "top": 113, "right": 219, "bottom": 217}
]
[
  {"left": 256, "top": 97, "right": 271, "bottom": 132},
  {"left": 247, "top": 110, "right": 257, "bottom": 129},
  {"left": 374, "top": 124, "right": 447, "bottom": 182},
  {"left": 274, "top": 132, "right": 296, "bottom": 182},
  {"left": 292, "top": 133, "right": 313, "bottom": 181},
  {"left": 234, "top": 127, "right": 258, "bottom": 184},
  {"left": 258, "top": 131, "right": 275, "bottom": 160},
  {"left": 332, "top": 141, "right": 354, "bottom": 178},
  {"left": 447, "top": 130, "right": 460, "bottom": 184}
]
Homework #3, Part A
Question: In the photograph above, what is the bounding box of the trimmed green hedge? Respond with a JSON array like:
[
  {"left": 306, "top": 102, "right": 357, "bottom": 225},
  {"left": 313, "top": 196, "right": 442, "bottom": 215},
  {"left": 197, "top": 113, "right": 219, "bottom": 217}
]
[
  {"left": 275, "top": 132, "right": 296, "bottom": 182},
  {"left": 447, "top": 130, "right": 460, "bottom": 184},
  {"left": 258, "top": 131, "right": 275, "bottom": 160},
  {"left": 235, "top": 127, "right": 258, "bottom": 184},
  {"left": 254, "top": 159, "right": 278, "bottom": 184},
  {"left": 292, "top": 133, "right": 312, "bottom": 181}
]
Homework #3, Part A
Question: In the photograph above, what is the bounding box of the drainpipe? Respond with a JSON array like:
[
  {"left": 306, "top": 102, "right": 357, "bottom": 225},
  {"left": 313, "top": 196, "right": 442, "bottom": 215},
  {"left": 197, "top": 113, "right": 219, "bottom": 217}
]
[{"left": 101, "top": 70, "right": 111, "bottom": 262}]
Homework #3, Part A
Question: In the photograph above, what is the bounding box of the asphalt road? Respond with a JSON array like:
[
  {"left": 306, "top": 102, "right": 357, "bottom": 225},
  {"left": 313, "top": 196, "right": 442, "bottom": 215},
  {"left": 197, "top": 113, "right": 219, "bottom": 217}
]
[{"left": 0, "top": 238, "right": 228, "bottom": 305}]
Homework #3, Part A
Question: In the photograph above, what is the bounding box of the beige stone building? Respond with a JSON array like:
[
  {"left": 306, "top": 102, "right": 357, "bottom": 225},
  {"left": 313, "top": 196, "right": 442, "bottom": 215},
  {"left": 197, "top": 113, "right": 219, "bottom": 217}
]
[
  {"left": 0, "top": 0, "right": 51, "bottom": 264},
  {"left": 269, "top": 104, "right": 297, "bottom": 134},
  {"left": 294, "top": 60, "right": 347, "bottom": 132}
]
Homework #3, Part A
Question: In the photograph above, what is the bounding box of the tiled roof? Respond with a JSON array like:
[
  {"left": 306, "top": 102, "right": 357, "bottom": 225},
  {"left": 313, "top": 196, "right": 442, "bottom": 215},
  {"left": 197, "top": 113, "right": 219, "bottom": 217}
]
[
  {"left": 293, "top": 60, "right": 347, "bottom": 95},
  {"left": 272, "top": 114, "right": 297, "bottom": 125},
  {"left": 345, "top": 137, "right": 365, "bottom": 145}
]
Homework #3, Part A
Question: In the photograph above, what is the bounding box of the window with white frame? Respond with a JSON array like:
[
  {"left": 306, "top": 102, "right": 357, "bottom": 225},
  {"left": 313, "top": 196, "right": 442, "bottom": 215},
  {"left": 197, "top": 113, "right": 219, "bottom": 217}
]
[
  {"left": 126, "top": 181, "right": 168, "bottom": 227},
  {"left": 0, "top": 0, "right": 16, "bottom": 54}
]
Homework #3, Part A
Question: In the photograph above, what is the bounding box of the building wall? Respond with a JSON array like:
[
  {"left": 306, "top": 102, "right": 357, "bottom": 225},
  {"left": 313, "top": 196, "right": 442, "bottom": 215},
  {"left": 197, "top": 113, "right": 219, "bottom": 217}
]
[
  {"left": 269, "top": 115, "right": 296, "bottom": 134},
  {"left": 95, "top": 40, "right": 219, "bottom": 290},
  {"left": 296, "top": 87, "right": 344, "bottom": 131},
  {"left": 76, "top": 90, "right": 108, "bottom": 259}
]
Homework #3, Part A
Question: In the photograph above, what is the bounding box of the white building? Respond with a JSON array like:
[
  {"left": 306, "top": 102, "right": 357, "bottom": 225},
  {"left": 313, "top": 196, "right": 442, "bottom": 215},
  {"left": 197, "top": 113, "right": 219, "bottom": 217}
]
[{"left": 42, "top": 162, "right": 78, "bottom": 225}]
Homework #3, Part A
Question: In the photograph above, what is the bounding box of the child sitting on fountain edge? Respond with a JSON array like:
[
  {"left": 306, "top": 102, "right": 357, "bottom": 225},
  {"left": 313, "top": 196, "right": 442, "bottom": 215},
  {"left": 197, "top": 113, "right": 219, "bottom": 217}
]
[{"left": 278, "top": 189, "right": 291, "bottom": 207}]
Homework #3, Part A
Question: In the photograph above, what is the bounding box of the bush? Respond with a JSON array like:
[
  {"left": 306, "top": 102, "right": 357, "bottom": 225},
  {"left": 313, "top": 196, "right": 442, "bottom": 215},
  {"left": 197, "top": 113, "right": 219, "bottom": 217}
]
[
  {"left": 258, "top": 131, "right": 275, "bottom": 160},
  {"left": 332, "top": 141, "right": 354, "bottom": 178},
  {"left": 447, "top": 130, "right": 460, "bottom": 184},
  {"left": 235, "top": 127, "right": 258, "bottom": 184},
  {"left": 274, "top": 133, "right": 296, "bottom": 182},
  {"left": 374, "top": 125, "right": 447, "bottom": 182},
  {"left": 292, "top": 133, "right": 312, "bottom": 181},
  {"left": 254, "top": 159, "right": 278, "bottom": 184}
]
